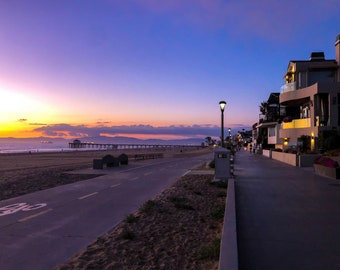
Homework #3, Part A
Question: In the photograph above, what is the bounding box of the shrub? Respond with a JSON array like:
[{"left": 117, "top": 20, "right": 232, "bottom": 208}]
[
  {"left": 121, "top": 229, "right": 136, "bottom": 240},
  {"left": 125, "top": 214, "right": 137, "bottom": 223},
  {"left": 211, "top": 180, "right": 228, "bottom": 189},
  {"left": 211, "top": 204, "right": 225, "bottom": 219},
  {"left": 140, "top": 200, "right": 156, "bottom": 213},
  {"left": 217, "top": 191, "right": 227, "bottom": 197},
  {"left": 314, "top": 156, "right": 339, "bottom": 168},
  {"left": 169, "top": 196, "right": 194, "bottom": 210},
  {"left": 197, "top": 238, "right": 221, "bottom": 261},
  {"left": 324, "top": 135, "right": 340, "bottom": 151}
]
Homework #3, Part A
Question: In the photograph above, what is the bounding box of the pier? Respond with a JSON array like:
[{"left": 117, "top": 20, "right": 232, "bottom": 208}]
[{"left": 68, "top": 142, "right": 202, "bottom": 151}]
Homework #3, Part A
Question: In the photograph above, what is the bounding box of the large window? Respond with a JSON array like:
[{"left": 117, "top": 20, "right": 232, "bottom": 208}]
[{"left": 269, "top": 127, "right": 276, "bottom": 137}]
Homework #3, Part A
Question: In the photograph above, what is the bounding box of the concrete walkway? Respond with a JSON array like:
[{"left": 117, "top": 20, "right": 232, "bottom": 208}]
[{"left": 233, "top": 150, "right": 340, "bottom": 270}]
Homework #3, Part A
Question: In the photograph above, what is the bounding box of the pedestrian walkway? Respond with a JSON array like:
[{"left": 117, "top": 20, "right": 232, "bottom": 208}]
[{"left": 234, "top": 150, "right": 340, "bottom": 270}]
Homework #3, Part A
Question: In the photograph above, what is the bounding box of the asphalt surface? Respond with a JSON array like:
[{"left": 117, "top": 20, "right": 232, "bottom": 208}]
[
  {"left": 0, "top": 153, "right": 213, "bottom": 270},
  {"left": 234, "top": 150, "right": 340, "bottom": 270}
]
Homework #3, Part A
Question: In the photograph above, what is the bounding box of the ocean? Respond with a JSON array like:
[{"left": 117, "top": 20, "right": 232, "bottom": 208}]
[
  {"left": 0, "top": 141, "right": 73, "bottom": 154},
  {"left": 0, "top": 137, "right": 204, "bottom": 154}
]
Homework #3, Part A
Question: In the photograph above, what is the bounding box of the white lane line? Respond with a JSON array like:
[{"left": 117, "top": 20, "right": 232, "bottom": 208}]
[
  {"left": 18, "top": 208, "right": 53, "bottom": 222},
  {"left": 111, "top": 183, "right": 121, "bottom": 188},
  {"left": 78, "top": 192, "right": 98, "bottom": 200},
  {"left": 182, "top": 170, "right": 191, "bottom": 177},
  {"left": 130, "top": 177, "right": 139, "bottom": 181},
  {"left": 144, "top": 172, "right": 152, "bottom": 176}
]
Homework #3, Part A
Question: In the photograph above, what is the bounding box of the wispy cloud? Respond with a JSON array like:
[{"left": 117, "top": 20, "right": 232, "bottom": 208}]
[{"left": 29, "top": 122, "right": 47, "bottom": 126}]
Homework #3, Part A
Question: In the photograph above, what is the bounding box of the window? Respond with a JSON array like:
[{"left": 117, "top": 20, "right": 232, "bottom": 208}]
[{"left": 269, "top": 127, "right": 275, "bottom": 137}]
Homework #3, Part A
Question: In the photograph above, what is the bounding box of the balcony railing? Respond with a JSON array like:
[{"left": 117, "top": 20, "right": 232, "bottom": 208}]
[
  {"left": 281, "top": 82, "right": 297, "bottom": 93},
  {"left": 282, "top": 118, "right": 311, "bottom": 129}
]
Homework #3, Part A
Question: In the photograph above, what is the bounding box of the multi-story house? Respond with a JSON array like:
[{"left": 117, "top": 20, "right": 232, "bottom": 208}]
[
  {"left": 279, "top": 34, "right": 340, "bottom": 151},
  {"left": 255, "top": 92, "right": 283, "bottom": 150}
]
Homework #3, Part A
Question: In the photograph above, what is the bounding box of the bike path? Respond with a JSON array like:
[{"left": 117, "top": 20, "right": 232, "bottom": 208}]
[{"left": 234, "top": 150, "right": 340, "bottom": 270}]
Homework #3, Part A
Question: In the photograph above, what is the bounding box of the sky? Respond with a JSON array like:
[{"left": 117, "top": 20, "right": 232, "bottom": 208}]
[{"left": 0, "top": 0, "right": 339, "bottom": 140}]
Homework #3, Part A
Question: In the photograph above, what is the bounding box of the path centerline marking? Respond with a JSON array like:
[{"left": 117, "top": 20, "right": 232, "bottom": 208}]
[
  {"left": 78, "top": 192, "right": 98, "bottom": 200},
  {"left": 18, "top": 208, "right": 53, "bottom": 222}
]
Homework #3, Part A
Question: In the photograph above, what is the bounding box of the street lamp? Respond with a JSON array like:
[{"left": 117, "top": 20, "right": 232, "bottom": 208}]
[{"left": 219, "top": 101, "right": 226, "bottom": 147}]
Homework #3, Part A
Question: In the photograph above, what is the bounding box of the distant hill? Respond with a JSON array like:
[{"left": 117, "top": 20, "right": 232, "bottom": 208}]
[{"left": 78, "top": 136, "right": 205, "bottom": 145}]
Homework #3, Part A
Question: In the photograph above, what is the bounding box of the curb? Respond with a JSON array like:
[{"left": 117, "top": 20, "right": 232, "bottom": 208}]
[{"left": 218, "top": 178, "right": 238, "bottom": 270}]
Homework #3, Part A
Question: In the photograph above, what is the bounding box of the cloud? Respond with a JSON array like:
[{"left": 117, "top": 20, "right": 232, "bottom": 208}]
[
  {"left": 29, "top": 122, "right": 47, "bottom": 126},
  {"left": 33, "top": 123, "right": 251, "bottom": 139},
  {"left": 17, "top": 118, "right": 27, "bottom": 122}
]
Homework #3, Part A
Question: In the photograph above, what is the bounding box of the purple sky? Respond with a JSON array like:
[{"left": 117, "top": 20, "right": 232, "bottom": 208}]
[{"left": 0, "top": 0, "right": 339, "bottom": 139}]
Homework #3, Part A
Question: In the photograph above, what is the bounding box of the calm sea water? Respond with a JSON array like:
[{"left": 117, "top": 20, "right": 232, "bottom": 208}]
[
  {"left": 0, "top": 141, "right": 164, "bottom": 154},
  {"left": 0, "top": 142, "right": 73, "bottom": 154},
  {"left": 0, "top": 138, "right": 201, "bottom": 154}
]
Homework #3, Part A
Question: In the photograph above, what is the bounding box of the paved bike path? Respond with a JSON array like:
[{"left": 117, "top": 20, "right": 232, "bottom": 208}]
[{"left": 234, "top": 150, "right": 340, "bottom": 270}]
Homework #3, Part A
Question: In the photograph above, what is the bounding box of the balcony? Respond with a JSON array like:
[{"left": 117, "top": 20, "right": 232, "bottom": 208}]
[
  {"left": 282, "top": 118, "right": 311, "bottom": 129},
  {"left": 281, "top": 82, "right": 297, "bottom": 93}
]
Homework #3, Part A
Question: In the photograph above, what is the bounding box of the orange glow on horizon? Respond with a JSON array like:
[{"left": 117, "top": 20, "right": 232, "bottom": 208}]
[{"left": 100, "top": 133, "right": 192, "bottom": 140}]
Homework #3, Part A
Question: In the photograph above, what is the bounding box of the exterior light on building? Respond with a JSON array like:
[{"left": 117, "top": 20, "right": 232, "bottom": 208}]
[
  {"left": 311, "top": 132, "right": 315, "bottom": 151},
  {"left": 283, "top": 137, "right": 289, "bottom": 146}
]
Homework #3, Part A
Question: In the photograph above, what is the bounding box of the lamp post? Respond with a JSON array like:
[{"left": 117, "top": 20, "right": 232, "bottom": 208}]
[{"left": 219, "top": 101, "right": 226, "bottom": 147}]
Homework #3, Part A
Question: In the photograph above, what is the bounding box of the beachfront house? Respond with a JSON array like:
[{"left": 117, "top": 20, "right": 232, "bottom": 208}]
[
  {"left": 255, "top": 92, "right": 283, "bottom": 151},
  {"left": 278, "top": 34, "right": 340, "bottom": 152}
]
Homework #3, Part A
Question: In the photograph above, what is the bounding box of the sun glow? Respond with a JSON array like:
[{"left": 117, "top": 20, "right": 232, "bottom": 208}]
[{"left": 0, "top": 86, "right": 59, "bottom": 137}]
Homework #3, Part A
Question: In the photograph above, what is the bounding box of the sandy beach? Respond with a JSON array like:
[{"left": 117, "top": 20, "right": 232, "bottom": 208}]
[
  {"left": 0, "top": 147, "right": 225, "bottom": 269},
  {"left": 0, "top": 146, "right": 208, "bottom": 200}
]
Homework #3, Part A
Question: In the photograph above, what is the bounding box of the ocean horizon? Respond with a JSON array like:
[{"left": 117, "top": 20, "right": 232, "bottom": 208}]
[{"left": 0, "top": 136, "right": 205, "bottom": 154}]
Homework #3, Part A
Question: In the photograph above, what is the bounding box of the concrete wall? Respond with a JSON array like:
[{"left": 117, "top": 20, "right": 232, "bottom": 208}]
[
  {"left": 271, "top": 151, "right": 297, "bottom": 166},
  {"left": 264, "top": 151, "right": 320, "bottom": 167},
  {"left": 262, "top": 149, "right": 271, "bottom": 158}
]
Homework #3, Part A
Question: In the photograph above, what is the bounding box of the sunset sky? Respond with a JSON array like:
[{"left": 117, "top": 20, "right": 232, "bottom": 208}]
[{"left": 0, "top": 0, "right": 339, "bottom": 140}]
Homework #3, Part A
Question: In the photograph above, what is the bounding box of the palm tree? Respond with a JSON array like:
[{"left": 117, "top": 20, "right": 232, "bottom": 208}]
[
  {"left": 205, "top": 136, "right": 212, "bottom": 145},
  {"left": 259, "top": 101, "right": 268, "bottom": 115}
]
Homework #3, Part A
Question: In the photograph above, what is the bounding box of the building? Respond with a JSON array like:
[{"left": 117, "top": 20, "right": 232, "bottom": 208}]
[
  {"left": 255, "top": 92, "right": 283, "bottom": 150},
  {"left": 278, "top": 34, "right": 340, "bottom": 151}
]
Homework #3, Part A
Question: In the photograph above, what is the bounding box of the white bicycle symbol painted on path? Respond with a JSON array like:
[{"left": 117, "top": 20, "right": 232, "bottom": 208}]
[{"left": 0, "top": 203, "right": 47, "bottom": 217}]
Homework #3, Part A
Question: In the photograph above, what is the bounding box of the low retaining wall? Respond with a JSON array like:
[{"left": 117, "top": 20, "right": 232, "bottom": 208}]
[
  {"left": 314, "top": 164, "right": 340, "bottom": 179},
  {"left": 262, "top": 149, "right": 271, "bottom": 158},
  {"left": 270, "top": 152, "right": 320, "bottom": 167},
  {"left": 219, "top": 179, "right": 238, "bottom": 270},
  {"left": 271, "top": 151, "right": 297, "bottom": 166}
]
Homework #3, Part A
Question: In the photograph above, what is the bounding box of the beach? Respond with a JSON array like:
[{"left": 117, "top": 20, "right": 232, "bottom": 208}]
[
  {"left": 0, "top": 147, "right": 225, "bottom": 269},
  {"left": 0, "top": 146, "right": 207, "bottom": 200}
]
